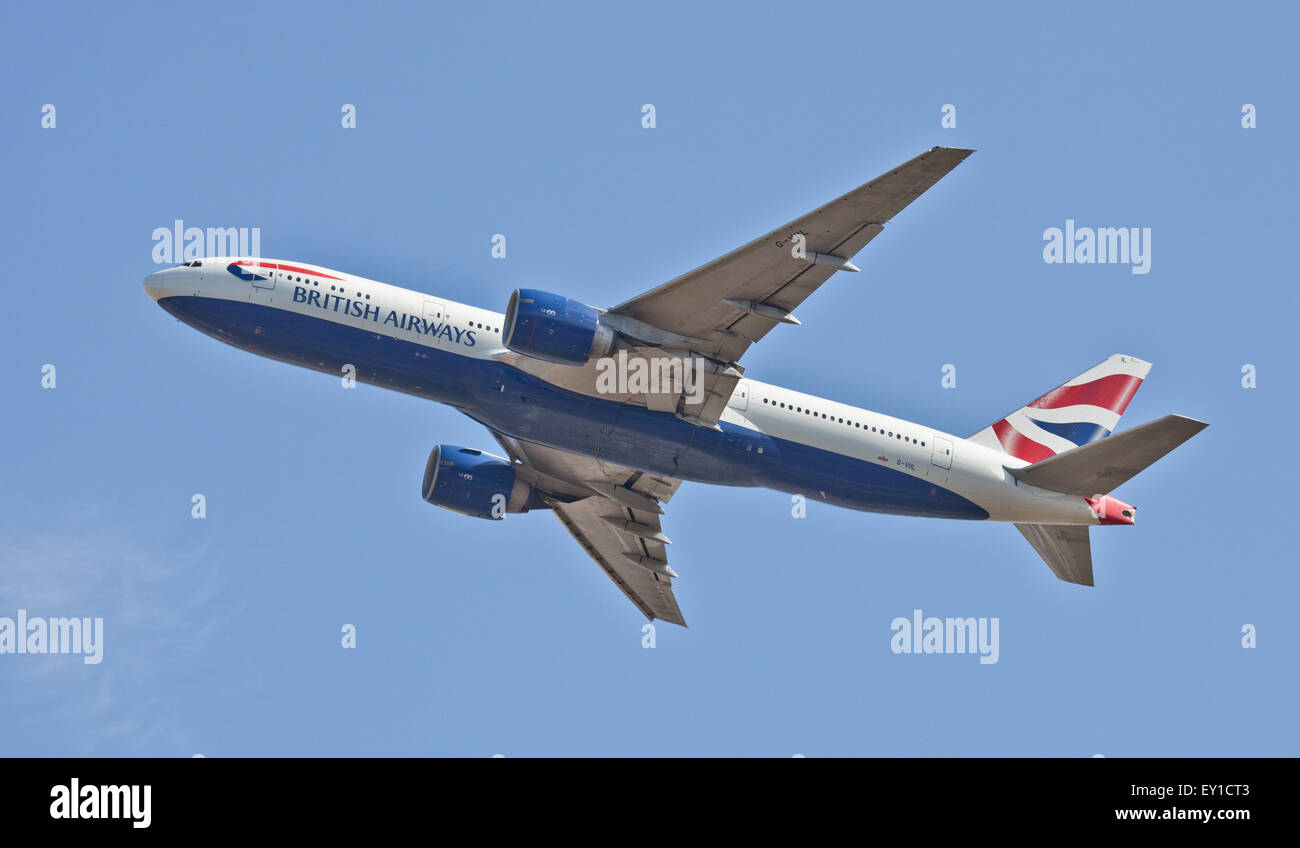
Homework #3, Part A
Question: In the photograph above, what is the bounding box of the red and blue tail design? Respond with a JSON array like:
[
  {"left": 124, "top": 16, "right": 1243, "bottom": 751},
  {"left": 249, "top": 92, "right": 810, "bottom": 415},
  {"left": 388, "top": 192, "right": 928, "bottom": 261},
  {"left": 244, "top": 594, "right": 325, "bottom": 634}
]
[{"left": 968, "top": 354, "right": 1152, "bottom": 464}]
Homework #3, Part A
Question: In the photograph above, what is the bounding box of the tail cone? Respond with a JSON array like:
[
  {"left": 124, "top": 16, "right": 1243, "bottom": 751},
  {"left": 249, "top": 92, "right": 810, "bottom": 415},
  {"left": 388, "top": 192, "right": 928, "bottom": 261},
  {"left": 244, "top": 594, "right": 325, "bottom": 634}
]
[{"left": 1086, "top": 495, "right": 1136, "bottom": 526}]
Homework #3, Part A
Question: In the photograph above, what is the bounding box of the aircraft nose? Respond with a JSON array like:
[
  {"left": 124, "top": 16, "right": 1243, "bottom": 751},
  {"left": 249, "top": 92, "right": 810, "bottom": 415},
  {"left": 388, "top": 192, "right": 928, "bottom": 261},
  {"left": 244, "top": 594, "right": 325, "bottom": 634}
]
[{"left": 143, "top": 271, "right": 166, "bottom": 302}]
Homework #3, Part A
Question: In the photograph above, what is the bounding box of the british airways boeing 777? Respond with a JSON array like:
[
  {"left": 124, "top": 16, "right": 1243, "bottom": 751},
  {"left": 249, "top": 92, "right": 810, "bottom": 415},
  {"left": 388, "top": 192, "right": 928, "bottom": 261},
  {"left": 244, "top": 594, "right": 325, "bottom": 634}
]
[{"left": 143, "top": 147, "right": 1206, "bottom": 626}]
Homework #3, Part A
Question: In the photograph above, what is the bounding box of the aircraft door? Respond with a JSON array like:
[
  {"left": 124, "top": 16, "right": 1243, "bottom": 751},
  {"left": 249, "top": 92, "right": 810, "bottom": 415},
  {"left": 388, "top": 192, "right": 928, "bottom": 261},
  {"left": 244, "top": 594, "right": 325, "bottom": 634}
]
[
  {"left": 931, "top": 437, "right": 953, "bottom": 470},
  {"left": 423, "top": 300, "right": 449, "bottom": 341},
  {"left": 250, "top": 261, "right": 275, "bottom": 290},
  {"left": 727, "top": 380, "right": 749, "bottom": 411}
]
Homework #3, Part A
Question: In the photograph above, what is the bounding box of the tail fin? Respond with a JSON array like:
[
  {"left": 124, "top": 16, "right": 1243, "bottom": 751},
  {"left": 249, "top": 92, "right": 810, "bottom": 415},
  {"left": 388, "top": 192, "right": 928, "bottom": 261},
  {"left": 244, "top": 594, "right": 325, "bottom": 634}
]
[{"left": 969, "top": 354, "right": 1152, "bottom": 463}]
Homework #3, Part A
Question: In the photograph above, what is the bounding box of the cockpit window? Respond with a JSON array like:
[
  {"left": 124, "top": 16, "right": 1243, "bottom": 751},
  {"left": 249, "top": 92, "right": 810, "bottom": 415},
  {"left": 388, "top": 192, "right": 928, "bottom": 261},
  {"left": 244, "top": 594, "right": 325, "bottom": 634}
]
[{"left": 177, "top": 260, "right": 202, "bottom": 267}]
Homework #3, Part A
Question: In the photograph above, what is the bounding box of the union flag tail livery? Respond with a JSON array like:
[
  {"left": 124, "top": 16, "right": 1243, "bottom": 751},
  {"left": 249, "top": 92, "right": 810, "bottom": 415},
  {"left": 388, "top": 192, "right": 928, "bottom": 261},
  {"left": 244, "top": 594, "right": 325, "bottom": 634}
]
[
  {"left": 144, "top": 148, "right": 1208, "bottom": 625},
  {"left": 969, "top": 354, "right": 1204, "bottom": 587},
  {"left": 967, "top": 354, "right": 1151, "bottom": 463}
]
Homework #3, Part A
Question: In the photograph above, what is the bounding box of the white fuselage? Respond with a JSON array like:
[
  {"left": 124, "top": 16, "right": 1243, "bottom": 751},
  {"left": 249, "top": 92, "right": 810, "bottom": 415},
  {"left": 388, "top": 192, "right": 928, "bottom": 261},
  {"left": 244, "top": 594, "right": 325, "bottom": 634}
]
[{"left": 143, "top": 258, "right": 1100, "bottom": 526}]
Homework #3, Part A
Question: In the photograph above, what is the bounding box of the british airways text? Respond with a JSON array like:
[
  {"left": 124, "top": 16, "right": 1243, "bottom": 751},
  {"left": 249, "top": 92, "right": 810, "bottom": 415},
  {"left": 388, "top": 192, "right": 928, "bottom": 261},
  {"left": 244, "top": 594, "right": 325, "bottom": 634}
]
[{"left": 291, "top": 285, "right": 476, "bottom": 346}]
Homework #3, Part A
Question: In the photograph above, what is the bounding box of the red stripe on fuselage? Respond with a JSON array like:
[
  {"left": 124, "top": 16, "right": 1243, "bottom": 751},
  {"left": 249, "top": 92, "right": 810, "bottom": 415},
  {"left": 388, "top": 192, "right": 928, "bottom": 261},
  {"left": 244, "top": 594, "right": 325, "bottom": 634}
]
[
  {"left": 231, "top": 260, "right": 343, "bottom": 281},
  {"left": 992, "top": 418, "right": 1056, "bottom": 463},
  {"left": 1027, "top": 374, "right": 1143, "bottom": 416}
]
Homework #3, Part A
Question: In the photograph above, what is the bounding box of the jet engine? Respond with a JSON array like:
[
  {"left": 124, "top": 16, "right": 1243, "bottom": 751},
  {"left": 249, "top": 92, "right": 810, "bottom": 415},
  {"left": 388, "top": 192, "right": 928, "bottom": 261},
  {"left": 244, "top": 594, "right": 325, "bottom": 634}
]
[
  {"left": 501, "top": 289, "right": 616, "bottom": 365},
  {"left": 421, "top": 445, "right": 535, "bottom": 519}
]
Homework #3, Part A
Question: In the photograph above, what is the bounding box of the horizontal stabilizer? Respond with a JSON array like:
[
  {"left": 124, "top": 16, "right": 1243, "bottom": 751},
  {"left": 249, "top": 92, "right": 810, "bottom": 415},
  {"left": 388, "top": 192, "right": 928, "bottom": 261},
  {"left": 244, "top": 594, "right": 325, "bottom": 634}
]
[
  {"left": 1008, "top": 414, "right": 1207, "bottom": 495},
  {"left": 1015, "top": 524, "right": 1093, "bottom": 586}
]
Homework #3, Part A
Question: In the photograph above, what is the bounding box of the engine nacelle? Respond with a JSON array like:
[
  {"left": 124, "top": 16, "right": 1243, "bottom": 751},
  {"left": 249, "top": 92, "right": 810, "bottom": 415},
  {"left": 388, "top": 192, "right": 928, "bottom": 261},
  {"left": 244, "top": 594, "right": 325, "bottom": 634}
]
[
  {"left": 421, "top": 445, "right": 533, "bottom": 520},
  {"left": 502, "top": 289, "right": 615, "bottom": 365}
]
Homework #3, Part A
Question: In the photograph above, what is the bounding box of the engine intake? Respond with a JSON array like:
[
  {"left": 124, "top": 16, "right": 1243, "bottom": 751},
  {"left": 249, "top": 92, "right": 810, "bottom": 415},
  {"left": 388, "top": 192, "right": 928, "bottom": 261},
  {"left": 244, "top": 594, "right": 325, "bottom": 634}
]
[
  {"left": 421, "top": 445, "right": 533, "bottom": 520},
  {"left": 502, "top": 289, "right": 615, "bottom": 365}
]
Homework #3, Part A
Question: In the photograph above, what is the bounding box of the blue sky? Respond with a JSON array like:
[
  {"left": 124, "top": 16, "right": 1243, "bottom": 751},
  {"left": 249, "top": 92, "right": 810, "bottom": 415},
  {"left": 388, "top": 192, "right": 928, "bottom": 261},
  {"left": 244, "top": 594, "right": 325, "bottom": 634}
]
[{"left": 2, "top": 1, "right": 1295, "bottom": 756}]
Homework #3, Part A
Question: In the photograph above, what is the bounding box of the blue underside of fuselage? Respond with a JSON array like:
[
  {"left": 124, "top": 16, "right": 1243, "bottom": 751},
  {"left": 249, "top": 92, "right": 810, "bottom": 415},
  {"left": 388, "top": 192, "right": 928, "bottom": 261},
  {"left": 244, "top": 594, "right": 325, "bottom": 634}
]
[{"left": 158, "top": 296, "right": 989, "bottom": 520}]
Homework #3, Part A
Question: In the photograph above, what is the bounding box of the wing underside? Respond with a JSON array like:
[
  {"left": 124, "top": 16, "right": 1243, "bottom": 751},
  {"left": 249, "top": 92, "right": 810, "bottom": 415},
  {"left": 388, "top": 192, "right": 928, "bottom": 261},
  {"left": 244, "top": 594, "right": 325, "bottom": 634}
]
[
  {"left": 487, "top": 429, "right": 687, "bottom": 626},
  {"left": 551, "top": 496, "right": 685, "bottom": 626}
]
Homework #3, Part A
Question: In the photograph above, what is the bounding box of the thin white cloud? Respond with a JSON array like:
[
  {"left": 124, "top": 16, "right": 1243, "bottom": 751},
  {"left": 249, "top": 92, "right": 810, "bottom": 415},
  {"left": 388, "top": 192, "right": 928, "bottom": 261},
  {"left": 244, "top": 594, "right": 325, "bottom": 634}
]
[{"left": 0, "top": 509, "right": 241, "bottom": 754}]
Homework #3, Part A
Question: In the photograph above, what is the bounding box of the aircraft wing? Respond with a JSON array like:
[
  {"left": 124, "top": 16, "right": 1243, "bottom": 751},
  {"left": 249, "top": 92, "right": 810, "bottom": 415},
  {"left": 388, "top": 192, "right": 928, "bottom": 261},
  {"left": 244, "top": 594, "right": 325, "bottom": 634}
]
[
  {"left": 611, "top": 146, "right": 974, "bottom": 370},
  {"left": 488, "top": 430, "right": 687, "bottom": 626},
  {"left": 495, "top": 147, "right": 972, "bottom": 429}
]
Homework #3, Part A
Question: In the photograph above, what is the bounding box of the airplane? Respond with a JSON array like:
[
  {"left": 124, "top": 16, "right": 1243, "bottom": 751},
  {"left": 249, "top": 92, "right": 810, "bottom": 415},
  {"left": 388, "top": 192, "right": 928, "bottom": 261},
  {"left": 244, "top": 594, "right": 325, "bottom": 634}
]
[{"left": 143, "top": 147, "right": 1206, "bottom": 627}]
